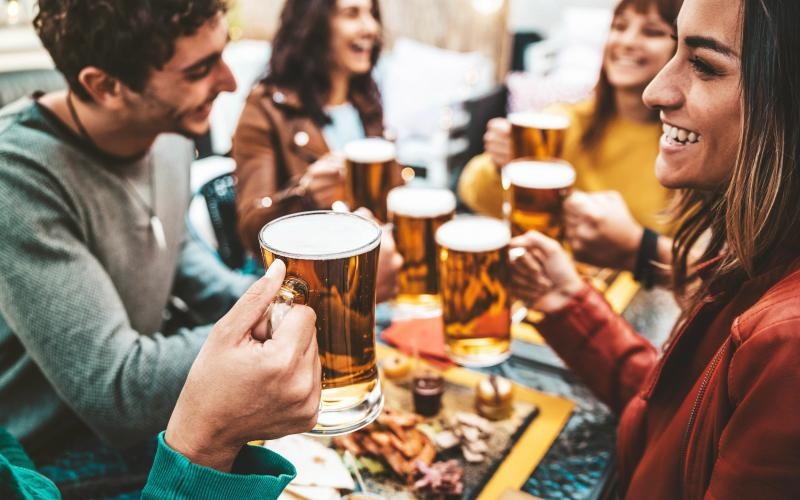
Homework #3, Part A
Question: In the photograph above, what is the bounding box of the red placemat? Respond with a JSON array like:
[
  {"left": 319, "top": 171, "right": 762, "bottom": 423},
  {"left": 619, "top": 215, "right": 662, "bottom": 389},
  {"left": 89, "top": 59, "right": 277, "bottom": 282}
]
[{"left": 380, "top": 317, "right": 454, "bottom": 369}]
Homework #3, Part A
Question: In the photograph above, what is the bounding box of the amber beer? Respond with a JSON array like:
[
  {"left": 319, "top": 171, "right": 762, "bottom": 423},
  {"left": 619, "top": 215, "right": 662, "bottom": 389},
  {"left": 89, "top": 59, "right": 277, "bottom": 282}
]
[
  {"left": 436, "top": 216, "right": 512, "bottom": 367},
  {"left": 387, "top": 187, "right": 456, "bottom": 313},
  {"left": 503, "top": 160, "right": 575, "bottom": 238},
  {"left": 344, "top": 138, "right": 400, "bottom": 222},
  {"left": 508, "top": 111, "right": 570, "bottom": 160},
  {"left": 259, "top": 211, "right": 383, "bottom": 435}
]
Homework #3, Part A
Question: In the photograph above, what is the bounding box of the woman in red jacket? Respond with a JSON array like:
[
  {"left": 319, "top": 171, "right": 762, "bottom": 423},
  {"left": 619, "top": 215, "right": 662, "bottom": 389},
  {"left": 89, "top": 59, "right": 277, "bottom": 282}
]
[{"left": 511, "top": 0, "right": 800, "bottom": 498}]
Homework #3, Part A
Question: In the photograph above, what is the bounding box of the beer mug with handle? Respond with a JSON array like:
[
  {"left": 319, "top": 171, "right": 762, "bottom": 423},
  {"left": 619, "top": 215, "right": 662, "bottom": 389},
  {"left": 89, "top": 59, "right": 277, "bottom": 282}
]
[
  {"left": 436, "top": 216, "right": 512, "bottom": 367},
  {"left": 502, "top": 160, "right": 576, "bottom": 239},
  {"left": 260, "top": 210, "right": 383, "bottom": 435},
  {"left": 508, "top": 111, "right": 570, "bottom": 161},
  {"left": 387, "top": 186, "right": 456, "bottom": 318},
  {"left": 343, "top": 137, "right": 401, "bottom": 222}
]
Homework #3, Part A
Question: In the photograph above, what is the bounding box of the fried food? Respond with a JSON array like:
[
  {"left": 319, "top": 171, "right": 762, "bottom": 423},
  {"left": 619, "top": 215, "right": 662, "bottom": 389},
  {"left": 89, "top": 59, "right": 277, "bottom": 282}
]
[{"left": 333, "top": 407, "right": 435, "bottom": 483}]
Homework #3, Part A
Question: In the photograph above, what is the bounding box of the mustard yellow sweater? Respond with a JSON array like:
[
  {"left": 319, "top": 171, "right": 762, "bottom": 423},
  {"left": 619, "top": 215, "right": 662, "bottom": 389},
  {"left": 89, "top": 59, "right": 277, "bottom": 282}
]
[{"left": 457, "top": 100, "right": 671, "bottom": 233}]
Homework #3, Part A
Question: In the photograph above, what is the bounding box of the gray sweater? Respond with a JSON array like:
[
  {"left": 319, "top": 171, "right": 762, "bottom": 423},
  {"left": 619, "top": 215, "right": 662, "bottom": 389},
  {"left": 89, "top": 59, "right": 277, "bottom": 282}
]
[{"left": 0, "top": 100, "right": 254, "bottom": 451}]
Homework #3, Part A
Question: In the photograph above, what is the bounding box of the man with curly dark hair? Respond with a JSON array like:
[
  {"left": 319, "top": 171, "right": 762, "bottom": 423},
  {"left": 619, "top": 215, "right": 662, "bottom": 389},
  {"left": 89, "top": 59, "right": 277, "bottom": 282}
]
[
  {"left": 0, "top": 1, "right": 320, "bottom": 492},
  {"left": 34, "top": 0, "right": 233, "bottom": 141}
]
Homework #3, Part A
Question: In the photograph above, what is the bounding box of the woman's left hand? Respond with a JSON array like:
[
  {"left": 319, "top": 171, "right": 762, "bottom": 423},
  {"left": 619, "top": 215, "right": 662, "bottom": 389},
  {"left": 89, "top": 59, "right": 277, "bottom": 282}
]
[
  {"left": 510, "top": 231, "right": 585, "bottom": 314},
  {"left": 483, "top": 117, "right": 513, "bottom": 168},
  {"left": 564, "top": 191, "right": 643, "bottom": 271}
]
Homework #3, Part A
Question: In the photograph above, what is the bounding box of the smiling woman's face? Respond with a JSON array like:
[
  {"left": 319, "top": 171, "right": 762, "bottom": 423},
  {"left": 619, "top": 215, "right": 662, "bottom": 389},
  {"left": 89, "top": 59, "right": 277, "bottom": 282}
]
[
  {"left": 643, "top": 0, "right": 743, "bottom": 190},
  {"left": 603, "top": 5, "right": 676, "bottom": 93},
  {"left": 329, "top": 0, "right": 380, "bottom": 77}
]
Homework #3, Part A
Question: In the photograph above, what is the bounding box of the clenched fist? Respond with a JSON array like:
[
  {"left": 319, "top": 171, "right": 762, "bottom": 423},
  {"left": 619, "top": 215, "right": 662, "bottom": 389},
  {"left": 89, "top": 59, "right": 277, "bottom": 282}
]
[{"left": 564, "top": 191, "right": 643, "bottom": 271}]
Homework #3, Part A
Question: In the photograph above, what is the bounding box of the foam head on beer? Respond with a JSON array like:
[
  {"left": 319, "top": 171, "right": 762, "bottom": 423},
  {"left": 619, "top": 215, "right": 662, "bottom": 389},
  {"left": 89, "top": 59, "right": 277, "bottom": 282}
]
[
  {"left": 259, "top": 211, "right": 381, "bottom": 259},
  {"left": 503, "top": 161, "right": 576, "bottom": 189},
  {"left": 387, "top": 187, "right": 456, "bottom": 218},
  {"left": 344, "top": 137, "right": 396, "bottom": 163},
  {"left": 507, "top": 111, "right": 570, "bottom": 130},
  {"left": 435, "top": 216, "right": 511, "bottom": 253}
]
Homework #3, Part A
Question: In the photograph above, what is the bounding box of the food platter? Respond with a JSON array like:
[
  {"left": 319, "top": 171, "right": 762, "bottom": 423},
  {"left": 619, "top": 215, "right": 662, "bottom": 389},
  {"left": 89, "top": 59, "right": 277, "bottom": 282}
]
[{"left": 345, "top": 345, "right": 574, "bottom": 499}]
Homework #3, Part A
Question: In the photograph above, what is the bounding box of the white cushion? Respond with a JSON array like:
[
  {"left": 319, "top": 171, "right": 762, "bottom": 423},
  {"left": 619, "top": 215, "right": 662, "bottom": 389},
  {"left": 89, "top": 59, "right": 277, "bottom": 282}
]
[{"left": 208, "top": 40, "right": 271, "bottom": 155}]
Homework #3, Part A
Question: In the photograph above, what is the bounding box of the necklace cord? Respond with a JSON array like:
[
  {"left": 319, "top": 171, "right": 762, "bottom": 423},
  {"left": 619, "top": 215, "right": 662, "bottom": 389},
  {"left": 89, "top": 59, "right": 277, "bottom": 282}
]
[{"left": 66, "top": 92, "right": 165, "bottom": 249}]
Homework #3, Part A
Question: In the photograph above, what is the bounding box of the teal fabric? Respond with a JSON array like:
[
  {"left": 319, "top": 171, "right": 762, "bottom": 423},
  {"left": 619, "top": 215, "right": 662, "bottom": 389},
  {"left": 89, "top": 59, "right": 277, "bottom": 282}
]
[
  {"left": 322, "top": 102, "right": 366, "bottom": 151},
  {"left": 141, "top": 433, "right": 296, "bottom": 500},
  {"left": 0, "top": 428, "right": 60, "bottom": 499},
  {"left": 35, "top": 432, "right": 157, "bottom": 496},
  {"left": 0, "top": 429, "right": 296, "bottom": 500}
]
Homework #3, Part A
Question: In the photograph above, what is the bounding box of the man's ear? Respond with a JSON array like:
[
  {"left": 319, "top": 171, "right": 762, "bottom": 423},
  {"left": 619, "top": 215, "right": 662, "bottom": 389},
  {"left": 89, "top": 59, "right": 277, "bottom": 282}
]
[{"left": 76, "top": 67, "right": 126, "bottom": 110}]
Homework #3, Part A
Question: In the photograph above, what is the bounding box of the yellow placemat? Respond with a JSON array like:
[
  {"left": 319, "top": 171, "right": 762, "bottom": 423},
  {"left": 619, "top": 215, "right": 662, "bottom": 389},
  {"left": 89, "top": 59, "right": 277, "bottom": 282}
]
[
  {"left": 512, "top": 270, "right": 640, "bottom": 345},
  {"left": 376, "top": 345, "right": 575, "bottom": 499},
  {"left": 604, "top": 270, "right": 640, "bottom": 313}
]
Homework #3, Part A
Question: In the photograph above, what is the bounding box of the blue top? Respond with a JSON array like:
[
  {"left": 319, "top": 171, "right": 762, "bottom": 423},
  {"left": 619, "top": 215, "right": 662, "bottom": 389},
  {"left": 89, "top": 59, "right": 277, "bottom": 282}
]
[{"left": 322, "top": 102, "right": 366, "bottom": 152}]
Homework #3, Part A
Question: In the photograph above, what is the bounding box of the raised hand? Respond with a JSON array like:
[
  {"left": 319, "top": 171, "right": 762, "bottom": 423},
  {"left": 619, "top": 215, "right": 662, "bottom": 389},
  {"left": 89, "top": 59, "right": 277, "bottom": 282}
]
[
  {"left": 563, "top": 190, "right": 644, "bottom": 271},
  {"left": 299, "top": 152, "right": 347, "bottom": 209},
  {"left": 483, "top": 117, "right": 512, "bottom": 168},
  {"left": 164, "top": 260, "right": 321, "bottom": 472},
  {"left": 510, "top": 231, "right": 585, "bottom": 314}
]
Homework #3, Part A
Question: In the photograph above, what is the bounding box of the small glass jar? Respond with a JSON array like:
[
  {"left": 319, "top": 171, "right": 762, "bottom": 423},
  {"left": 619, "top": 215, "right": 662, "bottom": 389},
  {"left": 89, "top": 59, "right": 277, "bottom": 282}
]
[{"left": 413, "top": 370, "right": 445, "bottom": 416}]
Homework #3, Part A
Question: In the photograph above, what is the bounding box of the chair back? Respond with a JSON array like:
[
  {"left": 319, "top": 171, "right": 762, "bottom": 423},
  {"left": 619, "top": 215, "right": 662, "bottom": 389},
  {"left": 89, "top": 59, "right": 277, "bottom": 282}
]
[
  {"left": 0, "top": 69, "right": 65, "bottom": 109},
  {"left": 199, "top": 173, "right": 245, "bottom": 269}
]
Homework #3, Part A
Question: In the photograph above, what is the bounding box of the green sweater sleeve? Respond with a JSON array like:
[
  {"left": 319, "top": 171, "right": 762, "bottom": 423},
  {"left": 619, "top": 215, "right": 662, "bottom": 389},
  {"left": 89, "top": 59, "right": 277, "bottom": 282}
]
[
  {"left": 141, "top": 432, "right": 296, "bottom": 500},
  {"left": 0, "top": 429, "right": 60, "bottom": 500}
]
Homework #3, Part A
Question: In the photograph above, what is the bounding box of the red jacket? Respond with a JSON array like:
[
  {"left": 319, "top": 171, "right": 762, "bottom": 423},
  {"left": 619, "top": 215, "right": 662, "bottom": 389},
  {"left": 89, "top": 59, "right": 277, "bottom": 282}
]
[{"left": 538, "top": 257, "right": 800, "bottom": 499}]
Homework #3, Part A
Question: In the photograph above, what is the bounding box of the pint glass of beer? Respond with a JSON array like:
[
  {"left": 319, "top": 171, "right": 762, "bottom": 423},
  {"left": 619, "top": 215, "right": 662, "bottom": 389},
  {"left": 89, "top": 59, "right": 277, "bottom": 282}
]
[
  {"left": 259, "top": 211, "right": 383, "bottom": 435},
  {"left": 436, "top": 216, "right": 512, "bottom": 367},
  {"left": 344, "top": 137, "right": 400, "bottom": 222},
  {"left": 503, "top": 160, "right": 576, "bottom": 238},
  {"left": 508, "top": 111, "right": 570, "bottom": 161},
  {"left": 387, "top": 186, "right": 456, "bottom": 315}
]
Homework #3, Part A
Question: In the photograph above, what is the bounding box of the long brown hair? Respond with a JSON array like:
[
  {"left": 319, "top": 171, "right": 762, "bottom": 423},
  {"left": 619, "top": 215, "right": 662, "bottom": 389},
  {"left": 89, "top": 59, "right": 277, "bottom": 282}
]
[
  {"left": 671, "top": 0, "right": 800, "bottom": 305},
  {"left": 265, "top": 0, "right": 382, "bottom": 126},
  {"left": 581, "top": 0, "right": 682, "bottom": 149}
]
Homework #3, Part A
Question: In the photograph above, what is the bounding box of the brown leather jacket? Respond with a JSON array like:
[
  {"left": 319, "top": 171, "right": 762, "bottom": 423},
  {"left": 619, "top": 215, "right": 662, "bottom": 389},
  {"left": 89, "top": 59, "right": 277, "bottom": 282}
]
[
  {"left": 538, "top": 255, "right": 800, "bottom": 499},
  {"left": 232, "top": 82, "right": 384, "bottom": 254}
]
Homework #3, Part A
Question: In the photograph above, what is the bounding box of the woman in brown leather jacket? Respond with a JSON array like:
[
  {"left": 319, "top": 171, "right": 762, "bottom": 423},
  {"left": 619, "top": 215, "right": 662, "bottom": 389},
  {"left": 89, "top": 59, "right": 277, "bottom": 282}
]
[
  {"left": 232, "top": 0, "right": 385, "bottom": 254},
  {"left": 511, "top": 0, "right": 800, "bottom": 498},
  {"left": 233, "top": 0, "right": 402, "bottom": 302}
]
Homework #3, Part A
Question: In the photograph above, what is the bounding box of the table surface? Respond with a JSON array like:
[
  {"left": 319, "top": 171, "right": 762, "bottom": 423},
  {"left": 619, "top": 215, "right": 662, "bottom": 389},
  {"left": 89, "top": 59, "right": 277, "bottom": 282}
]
[
  {"left": 375, "top": 285, "right": 679, "bottom": 499},
  {"left": 37, "top": 286, "right": 679, "bottom": 499},
  {"left": 492, "top": 287, "right": 680, "bottom": 500}
]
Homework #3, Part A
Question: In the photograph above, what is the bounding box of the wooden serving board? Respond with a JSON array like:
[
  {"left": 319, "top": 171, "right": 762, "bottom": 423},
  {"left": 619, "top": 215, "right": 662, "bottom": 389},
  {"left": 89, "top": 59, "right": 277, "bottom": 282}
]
[{"left": 358, "top": 345, "right": 575, "bottom": 499}]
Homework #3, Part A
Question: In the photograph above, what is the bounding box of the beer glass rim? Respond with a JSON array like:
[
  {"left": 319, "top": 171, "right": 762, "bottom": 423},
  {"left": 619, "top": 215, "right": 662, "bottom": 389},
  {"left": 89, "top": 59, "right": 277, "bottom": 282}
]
[
  {"left": 387, "top": 186, "right": 456, "bottom": 218},
  {"left": 435, "top": 215, "right": 511, "bottom": 253},
  {"left": 343, "top": 137, "right": 396, "bottom": 163},
  {"left": 259, "top": 210, "right": 382, "bottom": 260},
  {"left": 507, "top": 110, "right": 570, "bottom": 129}
]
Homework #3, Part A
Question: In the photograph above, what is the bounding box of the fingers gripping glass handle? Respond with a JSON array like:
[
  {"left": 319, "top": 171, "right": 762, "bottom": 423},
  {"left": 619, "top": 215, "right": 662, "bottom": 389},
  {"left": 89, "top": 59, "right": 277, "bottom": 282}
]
[{"left": 265, "top": 275, "right": 309, "bottom": 338}]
